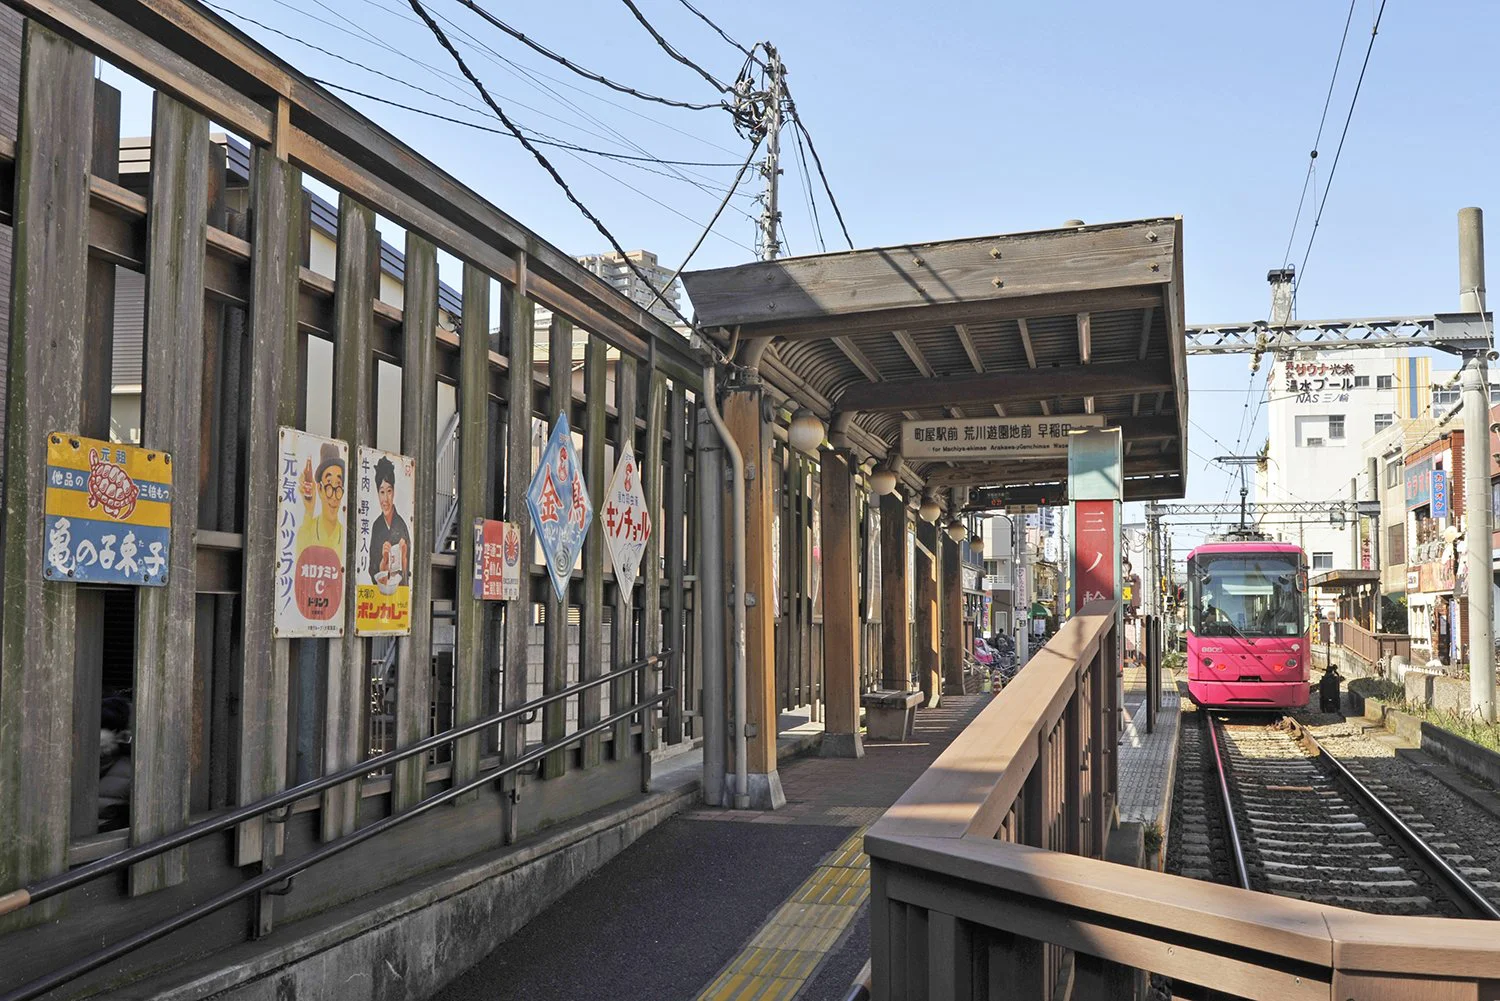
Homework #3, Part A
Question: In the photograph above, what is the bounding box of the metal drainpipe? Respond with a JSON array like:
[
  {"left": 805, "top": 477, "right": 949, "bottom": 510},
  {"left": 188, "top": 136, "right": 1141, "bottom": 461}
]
[
  {"left": 696, "top": 408, "right": 726, "bottom": 808},
  {"left": 703, "top": 364, "right": 750, "bottom": 808}
]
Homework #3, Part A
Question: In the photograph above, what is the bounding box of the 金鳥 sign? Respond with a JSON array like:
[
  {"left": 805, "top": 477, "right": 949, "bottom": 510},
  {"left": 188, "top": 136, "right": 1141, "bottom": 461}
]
[
  {"left": 473, "top": 518, "right": 522, "bottom": 601},
  {"left": 902, "top": 415, "right": 1104, "bottom": 460},
  {"left": 600, "top": 444, "right": 651, "bottom": 593},
  {"left": 526, "top": 413, "right": 592, "bottom": 601},
  {"left": 355, "top": 447, "right": 415, "bottom": 636},
  {"left": 43, "top": 433, "right": 172, "bottom": 586},
  {"left": 275, "top": 429, "right": 348, "bottom": 637}
]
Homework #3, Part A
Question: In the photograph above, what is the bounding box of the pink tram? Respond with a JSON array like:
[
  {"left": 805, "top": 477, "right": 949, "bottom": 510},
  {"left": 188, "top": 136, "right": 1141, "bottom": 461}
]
[{"left": 1184, "top": 540, "right": 1310, "bottom": 710}]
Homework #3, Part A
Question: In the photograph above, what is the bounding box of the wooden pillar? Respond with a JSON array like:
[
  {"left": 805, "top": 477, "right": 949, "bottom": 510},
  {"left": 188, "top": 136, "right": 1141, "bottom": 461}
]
[
  {"left": 641, "top": 367, "right": 666, "bottom": 760},
  {"left": 131, "top": 93, "right": 210, "bottom": 894},
  {"left": 235, "top": 145, "right": 302, "bottom": 868},
  {"left": 393, "top": 233, "right": 437, "bottom": 811},
  {"left": 941, "top": 533, "right": 965, "bottom": 695},
  {"left": 579, "top": 334, "right": 606, "bottom": 768},
  {"left": 0, "top": 22, "right": 93, "bottom": 927},
  {"left": 541, "top": 314, "right": 572, "bottom": 780},
  {"left": 722, "top": 384, "right": 784, "bottom": 808},
  {"left": 819, "top": 449, "right": 864, "bottom": 758},
  {"left": 664, "top": 385, "right": 688, "bottom": 744},
  {"left": 609, "top": 356, "right": 637, "bottom": 758},
  {"left": 879, "top": 493, "right": 911, "bottom": 691},
  {"left": 455, "top": 267, "right": 491, "bottom": 797},
  {"left": 914, "top": 521, "right": 940, "bottom": 708}
]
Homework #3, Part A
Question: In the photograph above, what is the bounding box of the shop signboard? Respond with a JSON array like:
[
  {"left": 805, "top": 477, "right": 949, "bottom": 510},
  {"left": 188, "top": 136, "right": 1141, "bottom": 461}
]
[
  {"left": 1405, "top": 455, "right": 1436, "bottom": 509},
  {"left": 43, "top": 433, "right": 172, "bottom": 586},
  {"left": 1431, "top": 470, "right": 1449, "bottom": 520}
]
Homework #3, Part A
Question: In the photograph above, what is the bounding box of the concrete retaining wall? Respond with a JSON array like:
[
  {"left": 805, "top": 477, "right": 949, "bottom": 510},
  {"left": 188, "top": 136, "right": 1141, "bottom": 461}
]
[
  {"left": 1359, "top": 698, "right": 1500, "bottom": 790},
  {"left": 127, "top": 775, "right": 701, "bottom": 1001}
]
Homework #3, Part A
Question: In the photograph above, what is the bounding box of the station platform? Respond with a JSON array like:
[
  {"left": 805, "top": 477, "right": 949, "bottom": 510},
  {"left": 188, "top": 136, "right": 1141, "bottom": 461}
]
[
  {"left": 1117, "top": 662, "right": 1181, "bottom": 864},
  {"left": 431, "top": 696, "right": 989, "bottom": 1001}
]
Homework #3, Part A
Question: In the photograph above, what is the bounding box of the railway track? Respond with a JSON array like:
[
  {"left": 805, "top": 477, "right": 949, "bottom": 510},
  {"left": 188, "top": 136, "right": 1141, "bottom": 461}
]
[{"left": 1207, "top": 715, "right": 1500, "bottom": 919}]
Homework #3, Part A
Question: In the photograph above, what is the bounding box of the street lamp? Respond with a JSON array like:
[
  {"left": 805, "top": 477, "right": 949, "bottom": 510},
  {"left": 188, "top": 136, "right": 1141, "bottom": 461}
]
[
  {"left": 788, "top": 407, "right": 825, "bottom": 454},
  {"left": 868, "top": 462, "right": 898, "bottom": 496},
  {"left": 919, "top": 494, "right": 942, "bottom": 524}
]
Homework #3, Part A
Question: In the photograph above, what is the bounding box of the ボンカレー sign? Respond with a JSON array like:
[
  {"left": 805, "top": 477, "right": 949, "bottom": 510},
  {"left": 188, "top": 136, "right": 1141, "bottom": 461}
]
[
  {"left": 275, "top": 428, "right": 348, "bottom": 638},
  {"left": 355, "top": 446, "right": 415, "bottom": 636},
  {"left": 43, "top": 433, "right": 172, "bottom": 586},
  {"left": 901, "top": 415, "right": 1104, "bottom": 460}
]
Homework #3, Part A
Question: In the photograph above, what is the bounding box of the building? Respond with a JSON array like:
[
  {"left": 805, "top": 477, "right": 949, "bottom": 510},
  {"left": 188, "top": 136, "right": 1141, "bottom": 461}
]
[
  {"left": 534, "top": 249, "right": 684, "bottom": 335},
  {"left": 1261, "top": 348, "right": 1496, "bottom": 573},
  {"left": 1402, "top": 426, "right": 1467, "bottom": 665},
  {"left": 1362, "top": 416, "right": 1438, "bottom": 624}
]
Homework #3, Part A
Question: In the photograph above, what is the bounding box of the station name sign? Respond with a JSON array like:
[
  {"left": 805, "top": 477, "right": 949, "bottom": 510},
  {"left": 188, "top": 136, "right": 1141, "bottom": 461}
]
[{"left": 901, "top": 415, "right": 1104, "bottom": 460}]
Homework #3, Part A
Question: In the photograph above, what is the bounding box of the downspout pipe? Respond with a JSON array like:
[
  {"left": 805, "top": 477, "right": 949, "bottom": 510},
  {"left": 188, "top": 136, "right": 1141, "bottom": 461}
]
[
  {"left": 703, "top": 364, "right": 750, "bottom": 808},
  {"left": 696, "top": 409, "right": 726, "bottom": 809}
]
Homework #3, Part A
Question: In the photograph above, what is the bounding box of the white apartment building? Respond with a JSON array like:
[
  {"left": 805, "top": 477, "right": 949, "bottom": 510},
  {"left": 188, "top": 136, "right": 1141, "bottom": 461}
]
[
  {"left": 535, "top": 249, "right": 685, "bottom": 335},
  {"left": 1260, "top": 348, "right": 1495, "bottom": 573}
]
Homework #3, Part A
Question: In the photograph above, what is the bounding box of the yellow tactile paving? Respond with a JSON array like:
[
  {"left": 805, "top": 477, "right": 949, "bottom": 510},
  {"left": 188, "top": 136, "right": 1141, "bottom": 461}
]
[{"left": 694, "top": 827, "right": 872, "bottom": 1001}]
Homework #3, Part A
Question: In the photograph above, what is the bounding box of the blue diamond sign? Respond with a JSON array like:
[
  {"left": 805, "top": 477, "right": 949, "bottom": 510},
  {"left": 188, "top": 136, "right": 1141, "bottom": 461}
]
[{"left": 526, "top": 412, "right": 592, "bottom": 601}]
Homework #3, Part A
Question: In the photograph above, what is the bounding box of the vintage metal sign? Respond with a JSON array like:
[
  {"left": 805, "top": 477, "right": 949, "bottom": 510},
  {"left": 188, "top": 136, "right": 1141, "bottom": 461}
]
[
  {"left": 275, "top": 428, "right": 348, "bottom": 637},
  {"left": 901, "top": 415, "right": 1104, "bottom": 460},
  {"left": 600, "top": 444, "right": 652, "bottom": 593},
  {"left": 473, "top": 519, "right": 522, "bottom": 601},
  {"left": 43, "top": 433, "right": 172, "bottom": 586},
  {"left": 526, "top": 413, "right": 592, "bottom": 602},
  {"left": 354, "top": 447, "right": 415, "bottom": 636}
]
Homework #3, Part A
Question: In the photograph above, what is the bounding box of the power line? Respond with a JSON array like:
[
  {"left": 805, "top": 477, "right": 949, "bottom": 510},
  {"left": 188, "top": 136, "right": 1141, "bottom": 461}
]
[
  {"left": 451, "top": 0, "right": 729, "bottom": 111},
  {"left": 407, "top": 0, "right": 714, "bottom": 326},
  {"left": 782, "top": 86, "right": 854, "bottom": 249},
  {"left": 791, "top": 121, "right": 826, "bottom": 253},
  {"left": 618, "top": 0, "right": 732, "bottom": 94},
  {"left": 310, "top": 79, "right": 742, "bottom": 167},
  {"left": 1293, "top": 0, "right": 1389, "bottom": 301},
  {"left": 674, "top": 0, "right": 761, "bottom": 63}
]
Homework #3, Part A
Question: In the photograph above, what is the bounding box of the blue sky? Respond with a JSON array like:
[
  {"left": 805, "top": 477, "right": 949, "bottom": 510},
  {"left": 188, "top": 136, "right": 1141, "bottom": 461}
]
[{"left": 103, "top": 0, "right": 1499, "bottom": 531}]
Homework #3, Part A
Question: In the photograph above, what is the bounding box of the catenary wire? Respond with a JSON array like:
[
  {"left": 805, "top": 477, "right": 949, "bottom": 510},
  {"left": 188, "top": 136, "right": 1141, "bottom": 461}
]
[
  {"left": 407, "top": 0, "right": 736, "bottom": 321},
  {"left": 782, "top": 85, "right": 854, "bottom": 249},
  {"left": 451, "top": 0, "right": 729, "bottom": 111}
]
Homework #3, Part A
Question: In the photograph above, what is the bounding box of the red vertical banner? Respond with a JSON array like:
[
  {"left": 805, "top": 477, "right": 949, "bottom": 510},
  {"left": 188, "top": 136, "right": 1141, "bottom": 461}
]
[{"left": 1073, "top": 499, "right": 1117, "bottom": 609}]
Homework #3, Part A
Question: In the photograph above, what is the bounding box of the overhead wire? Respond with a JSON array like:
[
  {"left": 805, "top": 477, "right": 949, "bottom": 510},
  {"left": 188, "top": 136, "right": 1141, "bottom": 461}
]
[
  {"left": 674, "top": 0, "right": 761, "bottom": 63},
  {"left": 618, "top": 0, "right": 733, "bottom": 94},
  {"left": 406, "top": 0, "right": 723, "bottom": 325},
  {"left": 791, "top": 121, "right": 826, "bottom": 253},
  {"left": 450, "top": 0, "right": 729, "bottom": 111},
  {"left": 781, "top": 84, "right": 854, "bottom": 249}
]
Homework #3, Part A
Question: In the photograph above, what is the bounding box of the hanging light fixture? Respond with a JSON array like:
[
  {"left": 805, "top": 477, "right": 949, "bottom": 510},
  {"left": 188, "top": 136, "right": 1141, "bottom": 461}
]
[
  {"left": 868, "top": 462, "right": 898, "bottom": 496},
  {"left": 787, "top": 407, "right": 825, "bottom": 453},
  {"left": 919, "top": 494, "right": 942, "bottom": 523},
  {"left": 969, "top": 534, "right": 985, "bottom": 555},
  {"left": 946, "top": 519, "right": 968, "bottom": 542}
]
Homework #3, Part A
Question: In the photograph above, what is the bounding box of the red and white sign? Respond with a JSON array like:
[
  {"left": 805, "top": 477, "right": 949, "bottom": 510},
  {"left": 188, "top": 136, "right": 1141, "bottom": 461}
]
[
  {"left": 1073, "top": 500, "right": 1117, "bottom": 611},
  {"left": 473, "top": 519, "right": 521, "bottom": 601},
  {"left": 600, "top": 445, "right": 652, "bottom": 592}
]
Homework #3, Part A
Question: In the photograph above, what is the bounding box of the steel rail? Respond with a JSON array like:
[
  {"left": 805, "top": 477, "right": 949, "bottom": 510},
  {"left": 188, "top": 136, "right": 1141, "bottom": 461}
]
[
  {"left": 0, "top": 687, "right": 674, "bottom": 1001},
  {"left": 1206, "top": 715, "right": 1252, "bottom": 891},
  {"left": 1286, "top": 718, "right": 1500, "bottom": 922},
  {"left": 0, "top": 652, "right": 669, "bottom": 918}
]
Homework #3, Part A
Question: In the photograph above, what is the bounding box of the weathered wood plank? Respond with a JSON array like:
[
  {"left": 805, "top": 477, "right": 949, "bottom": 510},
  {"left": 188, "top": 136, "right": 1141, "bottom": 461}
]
[
  {"left": 130, "top": 92, "right": 210, "bottom": 895},
  {"left": 640, "top": 366, "right": 666, "bottom": 754},
  {"left": 879, "top": 494, "right": 911, "bottom": 690},
  {"left": 234, "top": 148, "right": 302, "bottom": 867},
  {"left": 820, "top": 450, "right": 862, "bottom": 754},
  {"left": 393, "top": 232, "right": 438, "bottom": 812},
  {"left": 502, "top": 266, "right": 535, "bottom": 810},
  {"left": 837, "top": 360, "right": 1172, "bottom": 413},
  {"left": 609, "top": 355, "right": 637, "bottom": 758},
  {"left": 663, "top": 384, "right": 686, "bottom": 744},
  {"left": 541, "top": 313, "right": 572, "bottom": 779},
  {"left": 580, "top": 333, "right": 606, "bottom": 768},
  {"left": 0, "top": 23, "right": 92, "bottom": 927},
  {"left": 321, "top": 195, "right": 376, "bottom": 841},
  {"left": 940, "top": 534, "right": 964, "bottom": 696},
  {"left": 454, "top": 264, "right": 490, "bottom": 799},
  {"left": 681, "top": 220, "right": 1175, "bottom": 329},
  {"left": 914, "top": 521, "right": 940, "bottom": 708},
  {"left": 69, "top": 78, "right": 120, "bottom": 844}
]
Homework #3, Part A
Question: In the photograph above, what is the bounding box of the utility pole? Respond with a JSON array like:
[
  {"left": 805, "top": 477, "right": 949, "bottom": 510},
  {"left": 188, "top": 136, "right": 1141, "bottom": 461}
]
[
  {"left": 1459, "top": 207, "right": 1495, "bottom": 722},
  {"left": 756, "top": 45, "right": 784, "bottom": 261}
]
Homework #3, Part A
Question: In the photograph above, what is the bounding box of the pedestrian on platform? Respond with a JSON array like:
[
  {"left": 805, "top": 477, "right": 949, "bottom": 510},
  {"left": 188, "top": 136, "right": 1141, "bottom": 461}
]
[{"left": 1319, "top": 664, "right": 1343, "bottom": 715}]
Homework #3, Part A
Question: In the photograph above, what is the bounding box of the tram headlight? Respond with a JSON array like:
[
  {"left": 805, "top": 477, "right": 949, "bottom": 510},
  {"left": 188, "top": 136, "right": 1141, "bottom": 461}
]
[
  {"left": 1285, "top": 658, "right": 1298, "bottom": 668},
  {"left": 1202, "top": 656, "right": 1213, "bottom": 669}
]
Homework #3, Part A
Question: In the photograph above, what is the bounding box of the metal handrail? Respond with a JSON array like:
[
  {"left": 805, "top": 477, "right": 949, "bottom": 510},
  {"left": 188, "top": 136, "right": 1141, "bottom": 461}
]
[
  {"left": 0, "top": 651, "right": 670, "bottom": 919},
  {"left": 0, "top": 683, "right": 673, "bottom": 1001}
]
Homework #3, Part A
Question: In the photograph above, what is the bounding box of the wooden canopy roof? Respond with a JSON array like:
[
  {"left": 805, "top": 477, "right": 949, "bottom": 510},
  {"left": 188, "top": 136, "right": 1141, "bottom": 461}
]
[{"left": 682, "top": 217, "right": 1190, "bottom": 502}]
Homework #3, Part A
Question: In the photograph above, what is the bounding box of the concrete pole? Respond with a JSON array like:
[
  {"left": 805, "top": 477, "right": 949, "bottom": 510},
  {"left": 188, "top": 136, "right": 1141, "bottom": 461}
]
[
  {"left": 758, "top": 47, "right": 783, "bottom": 262},
  {"left": 1459, "top": 207, "right": 1495, "bottom": 722}
]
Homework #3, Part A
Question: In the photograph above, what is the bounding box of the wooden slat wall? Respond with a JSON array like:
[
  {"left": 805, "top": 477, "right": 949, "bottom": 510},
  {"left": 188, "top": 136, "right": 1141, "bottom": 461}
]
[
  {"left": 0, "top": 20, "right": 92, "bottom": 927},
  {"left": 542, "top": 314, "right": 571, "bottom": 779},
  {"left": 235, "top": 146, "right": 302, "bottom": 867},
  {"left": 393, "top": 233, "right": 437, "bottom": 812},
  {"left": 502, "top": 269, "right": 535, "bottom": 809},
  {"left": 579, "top": 333, "right": 606, "bottom": 768},
  {"left": 130, "top": 92, "right": 210, "bottom": 895},
  {"left": 453, "top": 265, "right": 489, "bottom": 797},
  {"left": 322, "top": 196, "right": 376, "bottom": 842}
]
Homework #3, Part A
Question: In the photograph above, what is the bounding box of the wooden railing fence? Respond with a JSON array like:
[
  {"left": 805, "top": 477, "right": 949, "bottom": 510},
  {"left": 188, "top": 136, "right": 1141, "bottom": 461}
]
[{"left": 866, "top": 601, "right": 1500, "bottom": 1001}]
